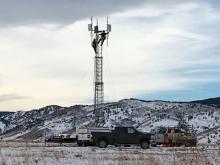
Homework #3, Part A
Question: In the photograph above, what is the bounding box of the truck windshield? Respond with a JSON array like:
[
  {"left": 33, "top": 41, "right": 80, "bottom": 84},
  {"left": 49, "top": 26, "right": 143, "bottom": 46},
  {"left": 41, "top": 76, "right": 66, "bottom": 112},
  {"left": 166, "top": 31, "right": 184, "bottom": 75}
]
[
  {"left": 127, "top": 128, "right": 136, "bottom": 134},
  {"left": 157, "top": 127, "right": 166, "bottom": 134},
  {"left": 150, "top": 129, "right": 155, "bottom": 134}
]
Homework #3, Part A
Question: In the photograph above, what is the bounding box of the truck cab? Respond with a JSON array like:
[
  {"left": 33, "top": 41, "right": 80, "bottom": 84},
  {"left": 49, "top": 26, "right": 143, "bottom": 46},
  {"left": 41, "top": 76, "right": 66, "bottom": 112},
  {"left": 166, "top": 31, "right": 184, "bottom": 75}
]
[{"left": 113, "top": 127, "right": 143, "bottom": 144}]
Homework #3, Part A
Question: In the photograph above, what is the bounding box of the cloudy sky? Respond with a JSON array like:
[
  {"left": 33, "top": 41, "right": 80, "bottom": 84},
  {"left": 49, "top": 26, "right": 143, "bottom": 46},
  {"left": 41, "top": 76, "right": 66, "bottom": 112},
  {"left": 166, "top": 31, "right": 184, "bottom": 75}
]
[{"left": 0, "top": 0, "right": 220, "bottom": 111}]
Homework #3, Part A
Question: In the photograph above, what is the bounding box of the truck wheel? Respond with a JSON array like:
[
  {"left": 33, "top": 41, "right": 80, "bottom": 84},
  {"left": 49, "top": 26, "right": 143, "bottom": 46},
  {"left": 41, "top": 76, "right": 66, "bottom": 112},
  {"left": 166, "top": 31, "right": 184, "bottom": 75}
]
[
  {"left": 193, "top": 141, "right": 197, "bottom": 147},
  {"left": 77, "top": 142, "right": 83, "bottom": 146},
  {"left": 185, "top": 140, "right": 196, "bottom": 147},
  {"left": 140, "top": 141, "right": 149, "bottom": 149},
  {"left": 151, "top": 143, "right": 157, "bottom": 147},
  {"left": 98, "top": 139, "right": 108, "bottom": 148},
  {"left": 114, "top": 144, "right": 121, "bottom": 147}
]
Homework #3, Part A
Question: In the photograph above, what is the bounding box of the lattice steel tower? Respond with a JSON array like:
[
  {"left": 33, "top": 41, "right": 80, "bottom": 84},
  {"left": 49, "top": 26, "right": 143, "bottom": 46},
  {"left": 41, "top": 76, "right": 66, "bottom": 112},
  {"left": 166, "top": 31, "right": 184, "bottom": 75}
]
[{"left": 88, "top": 17, "right": 111, "bottom": 126}]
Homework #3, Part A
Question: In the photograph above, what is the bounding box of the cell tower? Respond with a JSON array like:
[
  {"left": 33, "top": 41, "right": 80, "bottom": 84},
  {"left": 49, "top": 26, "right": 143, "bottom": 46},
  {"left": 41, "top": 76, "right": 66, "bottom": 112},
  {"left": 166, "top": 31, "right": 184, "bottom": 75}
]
[{"left": 88, "top": 17, "right": 111, "bottom": 126}]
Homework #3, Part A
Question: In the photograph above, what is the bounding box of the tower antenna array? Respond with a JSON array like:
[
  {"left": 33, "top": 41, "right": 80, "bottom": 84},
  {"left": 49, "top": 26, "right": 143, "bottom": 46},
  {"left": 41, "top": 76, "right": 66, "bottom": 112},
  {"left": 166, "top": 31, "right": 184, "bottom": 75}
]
[{"left": 88, "top": 17, "right": 111, "bottom": 126}]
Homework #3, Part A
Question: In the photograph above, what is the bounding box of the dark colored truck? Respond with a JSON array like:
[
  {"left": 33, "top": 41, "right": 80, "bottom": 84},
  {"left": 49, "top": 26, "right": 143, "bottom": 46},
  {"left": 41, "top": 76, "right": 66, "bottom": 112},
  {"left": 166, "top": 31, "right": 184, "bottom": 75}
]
[{"left": 91, "top": 126, "right": 151, "bottom": 149}]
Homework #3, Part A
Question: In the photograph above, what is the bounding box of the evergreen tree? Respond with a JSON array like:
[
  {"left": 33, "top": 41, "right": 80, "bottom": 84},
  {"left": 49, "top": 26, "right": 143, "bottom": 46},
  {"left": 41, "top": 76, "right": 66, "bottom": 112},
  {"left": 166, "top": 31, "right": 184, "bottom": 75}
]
[{"left": 177, "top": 118, "right": 191, "bottom": 132}]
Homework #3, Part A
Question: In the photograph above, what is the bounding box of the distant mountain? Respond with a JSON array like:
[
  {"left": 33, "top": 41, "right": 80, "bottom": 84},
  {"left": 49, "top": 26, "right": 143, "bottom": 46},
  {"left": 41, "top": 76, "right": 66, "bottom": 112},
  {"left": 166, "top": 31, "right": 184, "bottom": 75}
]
[
  {"left": 0, "top": 111, "right": 14, "bottom": 117},
  {"left": 192, "top": 97, "right": 220, "bottom": 108},
  {"left": 0, "top": 97, "right": 220, "bottom": 144}
]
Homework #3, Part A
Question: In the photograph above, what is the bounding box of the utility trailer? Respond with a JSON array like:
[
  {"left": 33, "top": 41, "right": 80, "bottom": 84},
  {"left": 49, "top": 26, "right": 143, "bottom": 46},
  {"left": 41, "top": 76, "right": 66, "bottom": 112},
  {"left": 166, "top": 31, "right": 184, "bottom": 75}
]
[
  {"left": 45, "top": 133, "right": 77, "bottom": 143},
  {"left": 45, "top": 127, "right": 93, "bottom": 145}
]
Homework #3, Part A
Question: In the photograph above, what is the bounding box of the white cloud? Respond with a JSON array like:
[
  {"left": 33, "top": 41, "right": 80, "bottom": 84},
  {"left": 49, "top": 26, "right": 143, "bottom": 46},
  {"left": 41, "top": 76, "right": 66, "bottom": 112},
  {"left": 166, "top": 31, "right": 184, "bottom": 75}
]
[{"left": 106, "top": 1, "right": 220, "bottom": 98}]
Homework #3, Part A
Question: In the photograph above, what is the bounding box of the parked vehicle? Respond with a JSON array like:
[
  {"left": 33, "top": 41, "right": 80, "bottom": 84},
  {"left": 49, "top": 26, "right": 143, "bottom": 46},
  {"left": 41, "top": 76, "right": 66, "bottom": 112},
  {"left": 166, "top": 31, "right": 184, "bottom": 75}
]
[
  {"left": 91, "top": 126, "right": 151, "bottom": 149},
  {"left": 150, "top": 126, "right": 197, "bottom": 147},
  {"left": 45, "top": 127, "right": 93, "bottom": 145}
]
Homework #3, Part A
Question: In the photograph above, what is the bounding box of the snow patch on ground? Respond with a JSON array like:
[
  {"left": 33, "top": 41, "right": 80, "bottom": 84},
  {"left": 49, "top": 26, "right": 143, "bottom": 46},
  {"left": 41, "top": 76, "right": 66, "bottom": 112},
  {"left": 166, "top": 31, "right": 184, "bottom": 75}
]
[
  {"left": 0, "top": 121, "right": 6, "bottom": 134},
  {"left": 0, "top": 141, "right": 219, "bottom": 165}
]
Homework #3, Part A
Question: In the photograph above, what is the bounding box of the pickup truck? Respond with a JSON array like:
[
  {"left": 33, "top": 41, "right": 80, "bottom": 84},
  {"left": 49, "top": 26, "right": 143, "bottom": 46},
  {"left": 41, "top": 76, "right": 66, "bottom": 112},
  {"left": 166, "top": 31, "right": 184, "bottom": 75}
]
[{"left": 91, "top": 126, "right": 151, "bottom": 149}]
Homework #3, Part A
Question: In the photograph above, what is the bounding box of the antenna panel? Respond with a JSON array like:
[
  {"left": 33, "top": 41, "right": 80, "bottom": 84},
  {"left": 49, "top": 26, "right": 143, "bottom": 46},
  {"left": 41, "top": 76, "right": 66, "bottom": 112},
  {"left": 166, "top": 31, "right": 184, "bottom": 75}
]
[
  {"left": 88, "top": 24, "right": 92, "bottom": 31},
  {"left": 107, "top": 24, "right": 111, "bottom": 32},
  {"left": 94, "top": 26, "right": 99, "bottom": 33}
]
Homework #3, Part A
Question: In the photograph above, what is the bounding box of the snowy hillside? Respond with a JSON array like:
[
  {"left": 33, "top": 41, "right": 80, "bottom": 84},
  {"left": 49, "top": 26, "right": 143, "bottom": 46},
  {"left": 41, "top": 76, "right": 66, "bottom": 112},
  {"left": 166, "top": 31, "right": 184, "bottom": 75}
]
[{"left": 0, "top": 98, "right": 220, "bottom": 144}]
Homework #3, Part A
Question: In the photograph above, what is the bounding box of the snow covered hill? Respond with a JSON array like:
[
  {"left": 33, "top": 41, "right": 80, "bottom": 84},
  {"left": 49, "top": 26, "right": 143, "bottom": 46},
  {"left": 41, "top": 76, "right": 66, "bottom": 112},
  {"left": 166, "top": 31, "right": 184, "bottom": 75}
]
[{"left": 0, "top": 98, "right": 220, "bottom": 144}]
